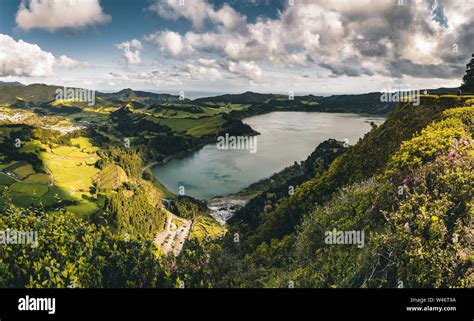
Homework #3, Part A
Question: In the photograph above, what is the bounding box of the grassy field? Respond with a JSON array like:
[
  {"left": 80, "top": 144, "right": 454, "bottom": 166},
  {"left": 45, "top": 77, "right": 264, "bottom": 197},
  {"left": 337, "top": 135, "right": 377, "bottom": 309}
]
[
  {"left": 0, "top": 94, "right": 249, "bottom": 232},
  {"left": 0, "top": 173, "right": 15, "bottom": 185},
  {"left": 65, "top": 201, "right": 99, "bottom": 218},
  {"left": 71, "top": 137, "right": 97, "bottom": 150},
  {"left": 156, "top": 115, "right": 226, "bottom": 136},
  {"left": 1, "top": 99, "right": 236, "bottom": 221},
  {"left": 42, "top": 140, "right": 99, "bottom": 182},
  {"left": 0, "top": 126, "right": 102, "bottom": 217},
  {"left": 190, "top": 215, "right": 226, "bottom": 240},
  {"left": 10, "top": 182, "right": 48, "bottom": 197},
  {"left": 23, "top": 173, "right": 50, "bottom": 184},
  {"left": 4, "top": 162, "right": 36, "bottom": 179},
  {"left": 20, "top": 140, "right": 46, "bottom": 153}
]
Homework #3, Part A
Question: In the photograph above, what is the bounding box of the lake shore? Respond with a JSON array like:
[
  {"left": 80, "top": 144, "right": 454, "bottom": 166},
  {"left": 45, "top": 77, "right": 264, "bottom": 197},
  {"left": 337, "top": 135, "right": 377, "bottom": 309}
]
[{"left": 152, "top": 112, "right": 386, "bottom": 222}]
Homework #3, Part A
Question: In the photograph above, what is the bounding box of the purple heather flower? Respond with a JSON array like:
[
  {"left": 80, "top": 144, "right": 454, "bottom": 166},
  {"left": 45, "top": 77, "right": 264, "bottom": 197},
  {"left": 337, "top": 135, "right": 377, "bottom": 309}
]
[
  {"left": 403, "top": 177, "right": 413, "bottom": 186},
  {"left": 448, "top": 151, "right": 456, "bottom": 160}
]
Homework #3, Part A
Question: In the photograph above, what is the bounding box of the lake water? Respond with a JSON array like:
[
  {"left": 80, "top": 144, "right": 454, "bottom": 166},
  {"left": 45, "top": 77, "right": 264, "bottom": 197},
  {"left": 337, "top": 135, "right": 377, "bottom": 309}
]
[{"left": 153, "top": 112, "right": 385, "bottom": 200}]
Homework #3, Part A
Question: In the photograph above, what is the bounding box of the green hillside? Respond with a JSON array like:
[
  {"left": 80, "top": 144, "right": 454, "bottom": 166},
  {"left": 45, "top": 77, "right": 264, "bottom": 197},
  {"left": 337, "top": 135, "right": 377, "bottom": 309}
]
[
  {"left": 0, "top": 81, "right": 472, "bottom": 289},
  {"left": 0, "top": 82, "right": 24, "bottom": 87},
  {"left": 193, "top": 91, "right": 286, "bottom": 105},
  {"left": 97, "top": 88, "right": 186, "bottom": 104},
  {"left": 0, "top": 84, "right": 61, "bottom": 104},
  {"left": 184, "top": 100, "right": 473, "bottom": 288}
]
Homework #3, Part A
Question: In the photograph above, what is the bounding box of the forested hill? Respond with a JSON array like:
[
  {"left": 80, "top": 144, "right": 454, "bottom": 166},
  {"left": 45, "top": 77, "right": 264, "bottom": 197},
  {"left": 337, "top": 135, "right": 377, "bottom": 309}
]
[
  {"left": 192, "top": 91, "right": 398, "bottom": 115},
  {"left": 0, "top": 82, "right": 460, "bottom": 115},
  {"left": 0, "top": 84, "right": 61, "bottom": 104},
  {"left": 192, "top": 89, "right": 460, "bottom": 115},
  {"left": 96, "top": 88, "right": 188, "bottom": 104},
  {"left": 0, "top": 81, "right": 24, "bottom": 87},
  {"left": 194, "top": 95, "right": 473, "bottom": 288},
  {"left": 192, "top": 92, "right": 397, "bottom": 115}
]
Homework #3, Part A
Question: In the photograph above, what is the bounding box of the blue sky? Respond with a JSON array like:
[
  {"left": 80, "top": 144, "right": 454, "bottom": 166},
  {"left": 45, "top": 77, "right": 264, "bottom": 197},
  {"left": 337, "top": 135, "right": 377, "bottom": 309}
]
[
  {"left": 0, "top": 0, "right": 472, "bottom": 95},
  {"left": 2, "top": 0, "right": 180, "bottom": 64},
  {"left": 0, "top": 0, "right": 283, "bottom": 67}
]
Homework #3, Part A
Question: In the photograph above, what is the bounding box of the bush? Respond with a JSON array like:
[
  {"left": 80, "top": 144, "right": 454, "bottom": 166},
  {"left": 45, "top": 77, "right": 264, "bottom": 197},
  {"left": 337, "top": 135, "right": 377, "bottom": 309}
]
[{"left": 0, "top": 205, "right": 171, "bottom": 288}]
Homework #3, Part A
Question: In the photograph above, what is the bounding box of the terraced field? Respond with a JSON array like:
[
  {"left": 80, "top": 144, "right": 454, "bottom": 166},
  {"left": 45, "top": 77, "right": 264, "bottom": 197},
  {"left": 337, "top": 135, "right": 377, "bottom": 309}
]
[{"left": 0, "top": 131, "right": 101, "bottom": 216}]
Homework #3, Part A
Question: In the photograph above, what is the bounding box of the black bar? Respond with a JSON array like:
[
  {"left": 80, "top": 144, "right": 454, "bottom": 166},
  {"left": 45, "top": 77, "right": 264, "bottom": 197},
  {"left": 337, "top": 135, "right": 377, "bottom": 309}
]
[{"left": 0, "top": 289, "right": 472, "bottom": 320}]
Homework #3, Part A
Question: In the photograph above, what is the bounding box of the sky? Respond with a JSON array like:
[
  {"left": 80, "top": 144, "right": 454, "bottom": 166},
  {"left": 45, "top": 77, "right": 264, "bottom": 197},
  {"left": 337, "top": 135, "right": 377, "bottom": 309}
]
[{"left": 0, "top": 0, "right": 473, "bottom": 95}]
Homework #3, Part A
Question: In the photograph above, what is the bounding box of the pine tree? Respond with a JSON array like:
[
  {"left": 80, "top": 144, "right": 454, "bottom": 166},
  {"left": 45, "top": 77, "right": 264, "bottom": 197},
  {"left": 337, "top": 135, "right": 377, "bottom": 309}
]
[{"left": 460, "top": 54, "right": 474, "bottom": 93}]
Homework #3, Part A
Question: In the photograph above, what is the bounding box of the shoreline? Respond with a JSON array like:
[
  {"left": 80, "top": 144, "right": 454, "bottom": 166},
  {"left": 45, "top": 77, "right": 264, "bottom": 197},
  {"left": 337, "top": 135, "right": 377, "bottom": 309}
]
[
  {"left": 148, "top": 110, "right": 388, "bottom": 223},
  {"left": 149, "top": 109, "right": 384, "bottom": 170}
]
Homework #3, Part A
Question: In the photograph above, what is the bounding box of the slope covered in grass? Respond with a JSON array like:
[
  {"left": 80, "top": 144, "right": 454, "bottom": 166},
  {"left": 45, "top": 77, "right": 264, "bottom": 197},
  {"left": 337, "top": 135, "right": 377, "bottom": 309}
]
[{"left": 199, "top": 102, "right": 473, "bottom": 288}]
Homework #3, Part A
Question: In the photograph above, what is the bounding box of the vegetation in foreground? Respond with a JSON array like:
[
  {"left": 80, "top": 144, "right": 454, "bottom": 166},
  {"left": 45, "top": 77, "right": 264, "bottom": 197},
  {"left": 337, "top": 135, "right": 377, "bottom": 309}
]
[
  {"left": 196, "top": 104, "right": 473, "bottom": 288},
  {"left": 0, "top": 72, "right": 473, "bottom": 287}
]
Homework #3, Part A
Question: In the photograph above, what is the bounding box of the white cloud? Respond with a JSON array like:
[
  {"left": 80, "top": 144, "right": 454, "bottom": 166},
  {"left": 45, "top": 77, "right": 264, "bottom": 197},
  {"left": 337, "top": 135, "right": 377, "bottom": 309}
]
[
  {"left": 227, "top": 61, "right": 261, "bottom": 80},
  {"left": 145, "top": 30, "right": 262, "bottom": 80},
  {"left": 185, "top": 63, "right": 222, "bottom": 81},
  {"left": 0, "top": 34, "right": 55, "bottom": 77},
  {"left": 115, "top": 39, "right": 142, "bottom": 64},
  {"left": 196, "top": 58, "right": 220, "bottom": 68},
  {"left": 148, "top": 0, "right": 246, "bottom": 31},
  {"left": 146, "top": 31, "right": 194, "bottom": 58},
  {"left": 56, "top": 55, "right": 89, "bottom": 69},
  {"left": 0, "top": 34, "right": 90, "bottom": 78},
  {"left": 146, "top": 0, "right": 474, "bottom": 80},
  {"left": 16, "top": 0, "right": 111, "bottom": 32},
  {"left": 149, "top": 0, "right": 209, "bottom": 29},
  {"left": 208, "top": 4, "right": 247, "bottom": 31},
  {"left": 9, "top": 0, "right": 470, "bottom": 92}
]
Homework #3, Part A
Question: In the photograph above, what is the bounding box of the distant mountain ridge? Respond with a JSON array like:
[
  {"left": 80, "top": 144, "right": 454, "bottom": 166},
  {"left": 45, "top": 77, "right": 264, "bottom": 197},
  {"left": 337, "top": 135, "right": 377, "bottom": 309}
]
[
  {"left": 0, "top": 81, "right": 24, "bottom": 87},
  {"left": 0, "top": 84, "right": 184, "bottom": 105},
  {"left": 192, "top": 91, "right": 288, "bottom": 104},
  {"left": 0, "top": 83, "right": 61, "bottom": 104},
  {"left": 97, "top": 88, "right": 188, "bottom": 104},
  {"left": 190, "top": 88, "right": 461, "bottom": 115},
  {"left": 0, "top": 82, "right": 461, "bottom": 114}
]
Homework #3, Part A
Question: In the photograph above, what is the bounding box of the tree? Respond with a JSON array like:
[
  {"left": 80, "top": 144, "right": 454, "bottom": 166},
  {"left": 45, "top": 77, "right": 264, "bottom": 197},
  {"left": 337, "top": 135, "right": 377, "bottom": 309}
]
[
  {"left": 460, "top": 54, "right": 474, "bottom": 93},
  {"left": 0, "top": 206, "right": 171, "bottom": 288}
]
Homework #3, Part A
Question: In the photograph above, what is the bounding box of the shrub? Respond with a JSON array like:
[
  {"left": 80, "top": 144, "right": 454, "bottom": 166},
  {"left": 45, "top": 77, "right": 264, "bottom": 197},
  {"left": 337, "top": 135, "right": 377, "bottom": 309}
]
[{"left": 0, "top": 206, "right": 171, "bottom": 288}]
